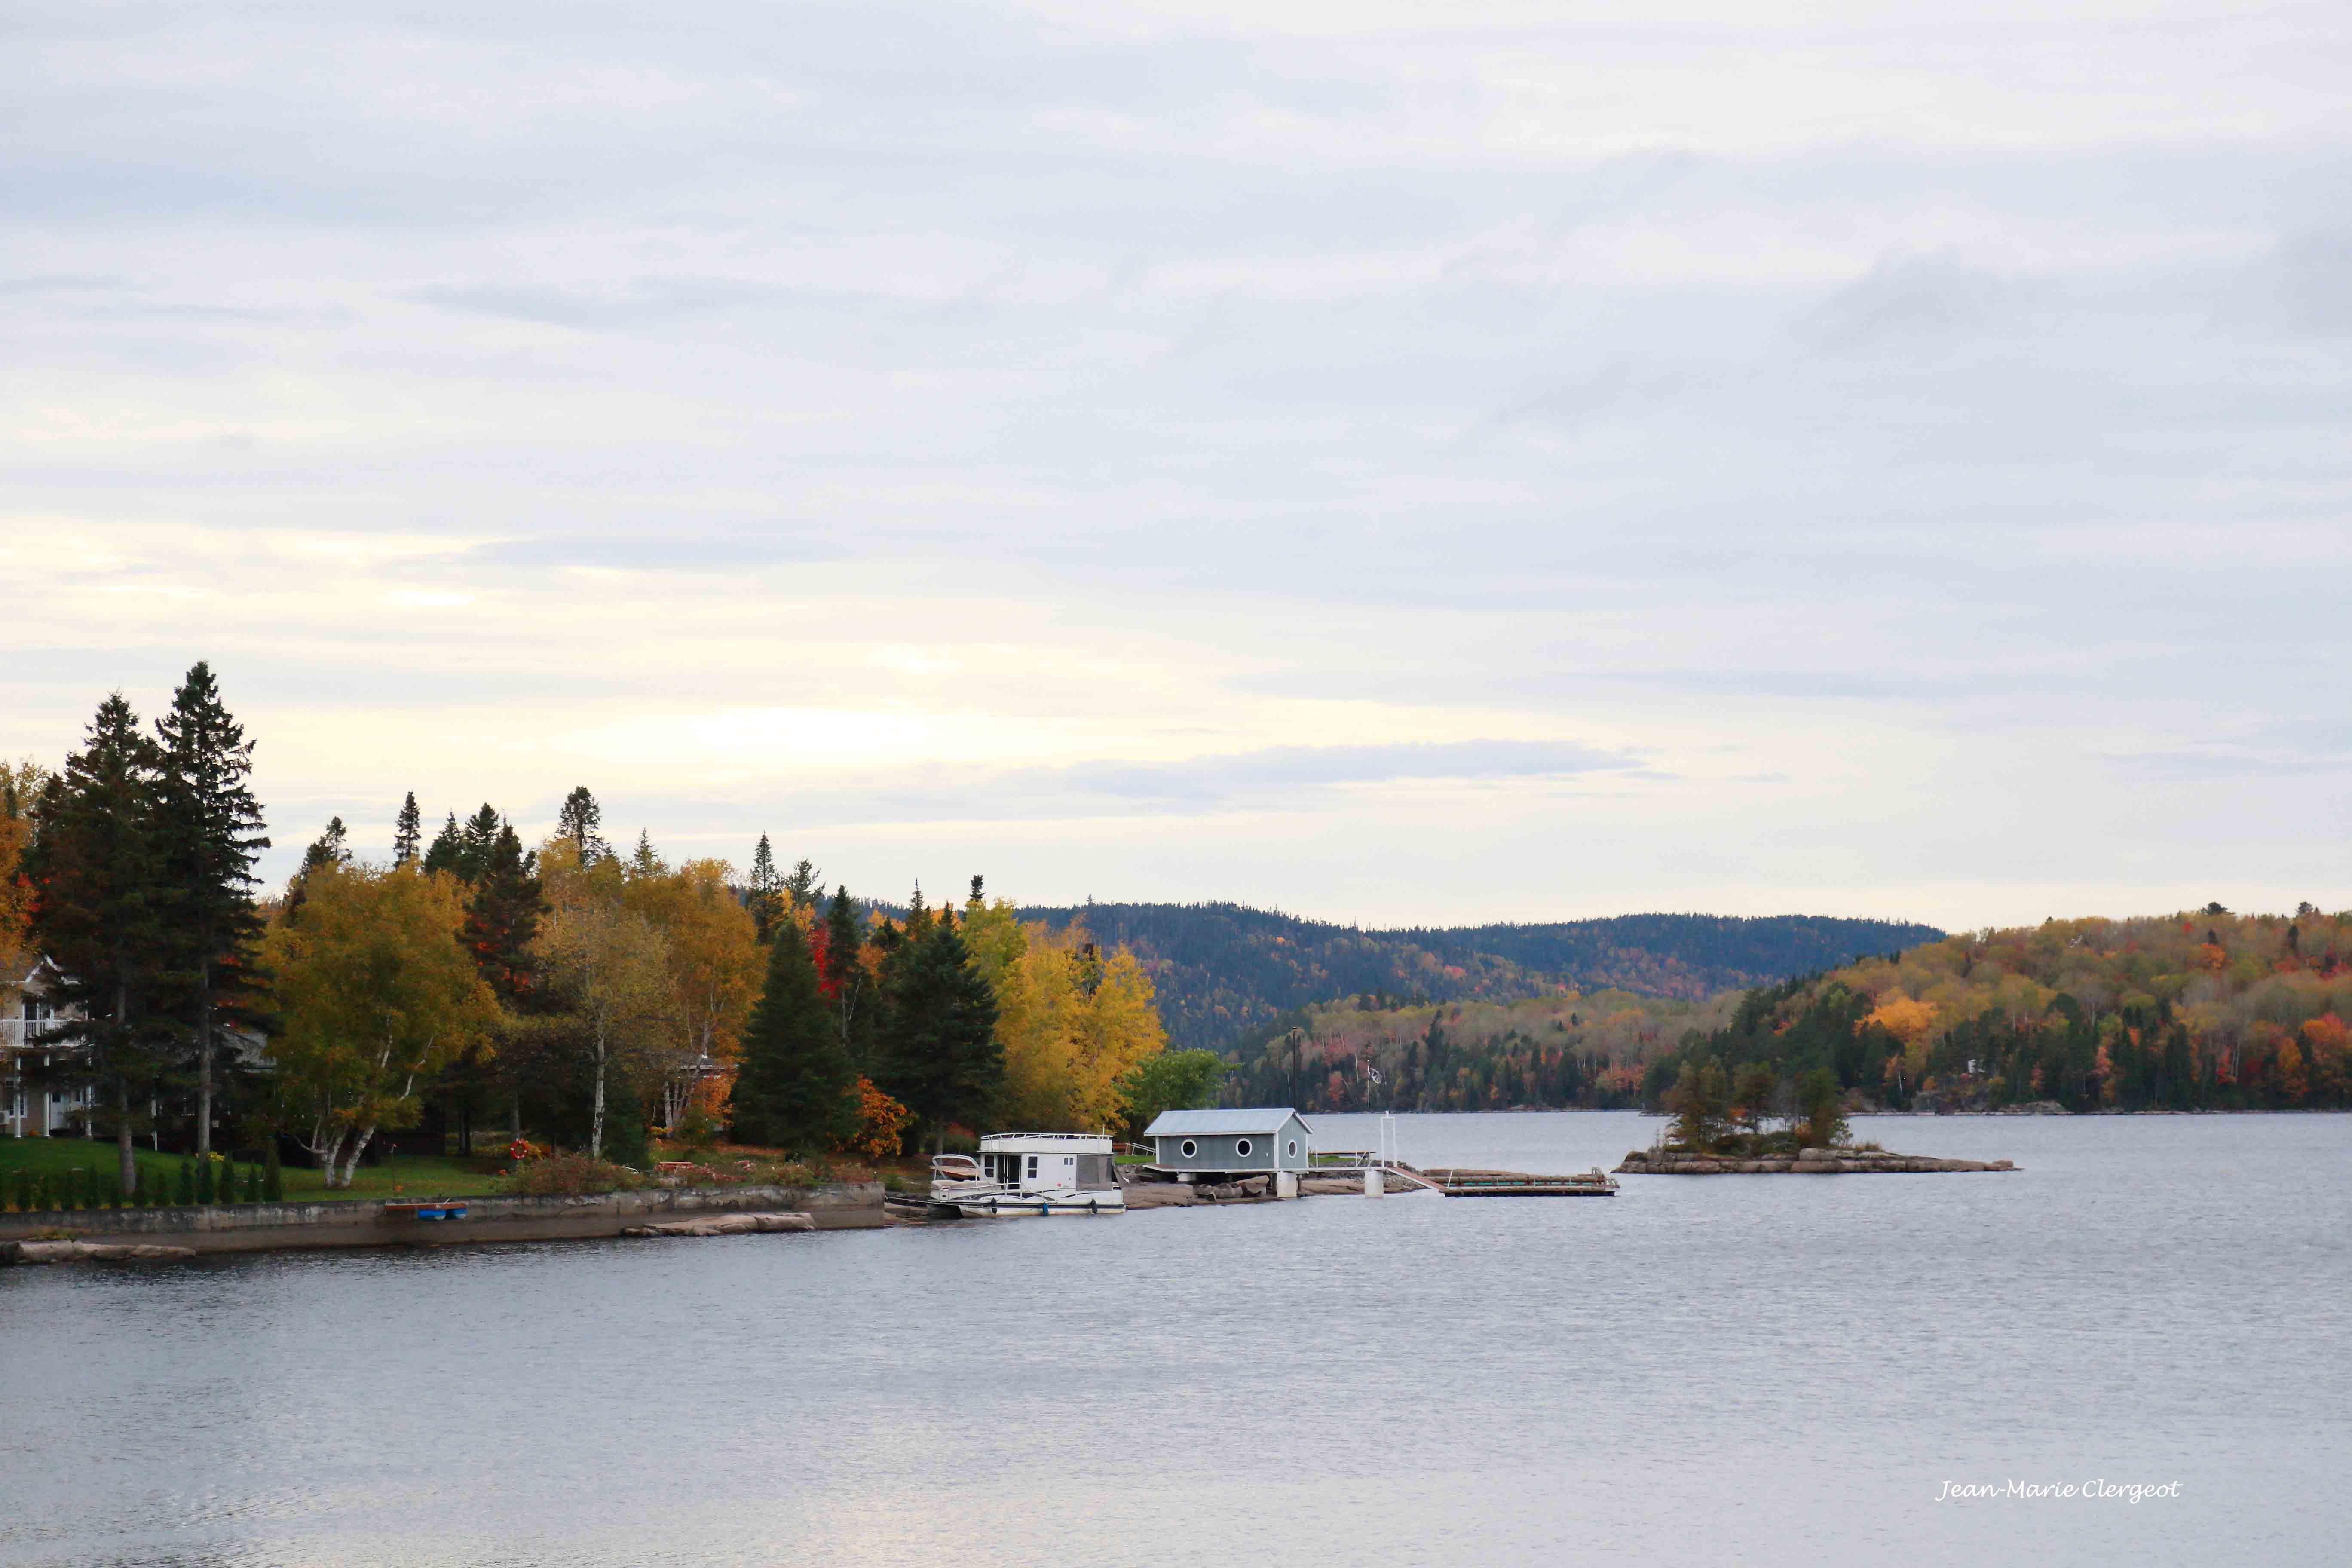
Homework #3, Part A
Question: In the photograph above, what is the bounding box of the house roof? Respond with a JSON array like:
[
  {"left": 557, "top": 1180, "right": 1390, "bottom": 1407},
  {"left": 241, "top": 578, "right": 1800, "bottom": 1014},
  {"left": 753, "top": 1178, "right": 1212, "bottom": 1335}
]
[{"left": 1143, "top": 1108, "right": 1308, "bottom": 1137}]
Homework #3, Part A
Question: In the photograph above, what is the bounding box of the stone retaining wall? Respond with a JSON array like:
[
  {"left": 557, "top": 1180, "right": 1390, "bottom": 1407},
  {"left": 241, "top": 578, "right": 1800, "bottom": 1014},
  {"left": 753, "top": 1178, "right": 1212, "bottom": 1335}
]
[{"left": 0, "top": 1182, "right": 885, "bottom": 1254}]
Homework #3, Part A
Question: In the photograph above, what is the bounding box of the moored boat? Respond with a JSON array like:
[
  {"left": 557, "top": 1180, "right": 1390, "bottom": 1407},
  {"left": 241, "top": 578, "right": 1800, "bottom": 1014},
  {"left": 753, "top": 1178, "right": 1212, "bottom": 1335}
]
[{"left": 928, "top": 1132, "right": 1125, "bottom": 1216}]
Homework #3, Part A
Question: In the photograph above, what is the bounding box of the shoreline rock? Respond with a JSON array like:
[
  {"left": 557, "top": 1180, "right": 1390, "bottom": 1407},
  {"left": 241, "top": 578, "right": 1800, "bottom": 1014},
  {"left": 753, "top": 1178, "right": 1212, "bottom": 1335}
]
[
  {"left": 620, "top": 1212, "right": 816, "bottom": 1237},
  {"left": 3, "top": 1240, "right": 199, "bottom": 1265}
]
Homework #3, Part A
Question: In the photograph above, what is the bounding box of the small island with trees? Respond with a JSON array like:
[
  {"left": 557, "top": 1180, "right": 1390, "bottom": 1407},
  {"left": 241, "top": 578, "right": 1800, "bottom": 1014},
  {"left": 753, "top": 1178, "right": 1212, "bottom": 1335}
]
[{"left": 1614, "top": 1058, "right": 2016, "bottom": 1174}]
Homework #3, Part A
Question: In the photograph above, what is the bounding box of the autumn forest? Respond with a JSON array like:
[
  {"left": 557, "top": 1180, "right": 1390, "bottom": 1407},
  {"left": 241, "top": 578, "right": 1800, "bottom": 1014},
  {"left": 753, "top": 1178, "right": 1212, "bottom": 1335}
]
[{"left": 1, "top": 669, "right": 1198, "bottom": 1196}]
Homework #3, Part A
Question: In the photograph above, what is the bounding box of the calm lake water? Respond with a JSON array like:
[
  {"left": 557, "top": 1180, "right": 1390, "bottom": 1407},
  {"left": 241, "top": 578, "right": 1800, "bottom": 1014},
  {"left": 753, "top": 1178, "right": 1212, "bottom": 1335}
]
[{"left": 4, "top": 1112, "right": 2347, "bottom": 1567}]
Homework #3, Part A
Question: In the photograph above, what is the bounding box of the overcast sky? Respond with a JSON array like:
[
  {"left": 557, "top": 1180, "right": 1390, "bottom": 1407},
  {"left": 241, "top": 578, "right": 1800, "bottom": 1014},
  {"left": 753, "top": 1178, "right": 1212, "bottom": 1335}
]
[{"left": 6, "top": 0, "right": 2348, "bottom": 929}]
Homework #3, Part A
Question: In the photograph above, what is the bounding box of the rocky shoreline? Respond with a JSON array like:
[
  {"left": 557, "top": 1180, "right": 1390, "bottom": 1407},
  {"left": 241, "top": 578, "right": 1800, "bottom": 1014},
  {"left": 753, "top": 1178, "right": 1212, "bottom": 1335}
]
[{"left": 1617, "top": 1147, "right": 2017, "bottom": 1174}]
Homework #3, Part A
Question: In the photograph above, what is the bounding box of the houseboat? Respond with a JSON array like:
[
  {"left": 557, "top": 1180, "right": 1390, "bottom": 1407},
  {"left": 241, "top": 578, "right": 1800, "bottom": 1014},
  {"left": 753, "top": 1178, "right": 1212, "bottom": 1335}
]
[{"left": 928, "top": 1132, "right": 1125, "bottom": 1216}]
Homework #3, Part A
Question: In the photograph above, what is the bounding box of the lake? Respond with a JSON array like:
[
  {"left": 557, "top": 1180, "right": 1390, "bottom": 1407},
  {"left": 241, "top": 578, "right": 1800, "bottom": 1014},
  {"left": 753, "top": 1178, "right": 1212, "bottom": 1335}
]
[{"left": 4, "top": 1112, "right": 2346, "bottom": 1566}]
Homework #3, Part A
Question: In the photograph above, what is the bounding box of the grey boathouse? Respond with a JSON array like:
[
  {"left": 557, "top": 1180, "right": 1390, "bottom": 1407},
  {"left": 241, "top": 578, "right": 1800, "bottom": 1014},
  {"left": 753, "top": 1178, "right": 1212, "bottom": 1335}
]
[{"left": 1141, "top": 1108, "right": 1312, "bottom": 1178}]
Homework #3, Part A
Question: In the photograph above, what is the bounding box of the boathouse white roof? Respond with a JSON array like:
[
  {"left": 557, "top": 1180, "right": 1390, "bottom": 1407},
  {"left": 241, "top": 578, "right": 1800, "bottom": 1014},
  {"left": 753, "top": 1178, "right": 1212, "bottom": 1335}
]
[{"left": 1142, "top": 1108, "right": 1310, "bottom": 1138}]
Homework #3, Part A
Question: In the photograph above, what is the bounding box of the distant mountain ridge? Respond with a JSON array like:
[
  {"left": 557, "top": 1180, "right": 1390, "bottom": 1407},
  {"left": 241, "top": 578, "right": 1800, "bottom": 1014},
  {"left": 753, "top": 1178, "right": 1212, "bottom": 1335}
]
[{"left": 1011, "top": 902, "right": 1945, "bottom": 1053}]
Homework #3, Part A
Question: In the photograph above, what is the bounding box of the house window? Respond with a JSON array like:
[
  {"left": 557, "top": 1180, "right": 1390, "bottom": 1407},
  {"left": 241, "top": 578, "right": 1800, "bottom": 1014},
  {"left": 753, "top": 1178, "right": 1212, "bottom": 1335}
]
[
  {"left": 1287, "top": 1139, "right": 1299, "bottom": 1158},
  {"left": 1026, "top": 1156, "right": 1038, "bottom": 1179},
  {"left": 1234, "top": 1138, "right": 1253, "bottom": 1157},
  {"left": 1179, "top": 1139, "right": 1198, "bottom": 1158}
]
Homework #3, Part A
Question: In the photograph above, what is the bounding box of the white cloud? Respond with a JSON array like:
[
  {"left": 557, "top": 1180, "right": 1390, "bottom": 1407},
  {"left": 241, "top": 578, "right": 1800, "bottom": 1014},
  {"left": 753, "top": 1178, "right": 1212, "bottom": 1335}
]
[{"left": 2, "top": 0, "right": 2348, "bottom": 927}]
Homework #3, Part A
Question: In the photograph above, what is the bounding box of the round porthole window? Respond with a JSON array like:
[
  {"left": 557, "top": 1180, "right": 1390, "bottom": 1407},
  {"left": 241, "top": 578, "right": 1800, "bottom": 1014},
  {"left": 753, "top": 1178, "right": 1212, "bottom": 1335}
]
[
  {"left": 1235, "top": 1138, "right": 1253, "bottom": 1157},
  {"left": 1287, "top": 1139, "right": 1299, "bottom": 1157},
  {"left": 1179, "top": 1139, "right": 1198, "bottom": 1158}
]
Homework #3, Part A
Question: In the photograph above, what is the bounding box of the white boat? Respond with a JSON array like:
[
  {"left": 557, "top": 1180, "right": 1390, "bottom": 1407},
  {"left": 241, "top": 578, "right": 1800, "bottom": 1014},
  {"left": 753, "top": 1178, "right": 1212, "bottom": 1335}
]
[{"left": 929, "top": 1132, "right": 1125, "bottom": 1216}]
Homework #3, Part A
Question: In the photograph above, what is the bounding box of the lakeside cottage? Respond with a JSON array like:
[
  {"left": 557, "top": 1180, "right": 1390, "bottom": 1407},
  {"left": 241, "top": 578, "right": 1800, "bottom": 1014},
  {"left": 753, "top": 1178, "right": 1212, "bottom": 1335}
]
[
  {"left": 4, "top": 960, "right": 92, "bottom": 1139},
  {"left": 1142, "top": 1107, "right": 1312, "bottom": 1179}
]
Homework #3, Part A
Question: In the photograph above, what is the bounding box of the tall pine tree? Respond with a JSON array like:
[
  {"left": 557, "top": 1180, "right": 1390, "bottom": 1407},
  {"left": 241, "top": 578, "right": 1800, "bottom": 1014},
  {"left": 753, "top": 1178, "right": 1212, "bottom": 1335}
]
[
  {"left": 820, "top": 886, "right": 876, "bottom": 1068},
  {"left": 746, "top": 834, "right": 781, "bottom": 940},
  {"left": 26, "top": 695, "right": 172, "bottom": 1194},
  {"left": 554, "top": 787, "right": 608, "bottom": 865},
  {"left": 462, "top": 822, "right": 545, "bottom": 1004},
  {"left": 729, "top": 915, "right": 855, "bottom": 1152},
  {"left": 392, "top": 791, "right": 422, "bottom": 867},
  {"left": 453, "top": 821, "right": 544, "bottom": 1155},
  {"left": 152, "top": 662, "right": 269, "bottom": 1155},
  {"left": 876, "top": 891, "right": 1002, "bottom": 1152},
  {"left": 457, "top": 803, "right": 502, "bottom": 882},
  {"left": 422, "top": 812, "right": 464, "bottom": 877}
]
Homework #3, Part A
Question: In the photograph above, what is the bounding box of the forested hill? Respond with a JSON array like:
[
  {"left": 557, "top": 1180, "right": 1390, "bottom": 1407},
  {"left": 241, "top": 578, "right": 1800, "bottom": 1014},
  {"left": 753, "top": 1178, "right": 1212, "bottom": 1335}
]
[
  {"left": 1012, "top": 902, "right": 1943, "bottom": 1052},
  {"left": 1641, "top": 908, "right": 2352, "bottom": 1113}
]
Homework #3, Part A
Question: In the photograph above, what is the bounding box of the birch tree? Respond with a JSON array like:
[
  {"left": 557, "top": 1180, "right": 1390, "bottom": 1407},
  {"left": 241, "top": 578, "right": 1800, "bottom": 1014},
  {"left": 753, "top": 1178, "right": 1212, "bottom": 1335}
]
[
  {"left": 537, "top": 842, "right": 669, "bottom": 1159},
  {"left": 264, "top": 863, "right": 497, "bottom": 1187},
  {"left": 624, "top": 854, "right": 761, "bottom": 1128}
]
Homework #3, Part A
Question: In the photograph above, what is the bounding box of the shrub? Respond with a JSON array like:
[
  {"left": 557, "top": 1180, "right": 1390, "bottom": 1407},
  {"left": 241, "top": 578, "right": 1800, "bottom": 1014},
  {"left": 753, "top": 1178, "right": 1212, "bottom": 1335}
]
[
  {"left": 672, "top": 1101, "right": 723, "bottom": 1151},
  {"left": 176, "top": 1160, "right": 196, "bottom": 1206},
  {"left": 503, "top": 1151, "right": 643, "bottom": 1197},
  {"left": 263, "top": 1141, "right": 284, "bottom": 1202}
]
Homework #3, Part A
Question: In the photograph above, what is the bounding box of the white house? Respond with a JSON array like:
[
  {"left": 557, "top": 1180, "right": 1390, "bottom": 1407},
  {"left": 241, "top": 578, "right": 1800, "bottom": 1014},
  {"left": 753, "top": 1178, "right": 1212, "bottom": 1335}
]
[{"left": 3, "top": 959, "right": 92, "bottom": 1138}]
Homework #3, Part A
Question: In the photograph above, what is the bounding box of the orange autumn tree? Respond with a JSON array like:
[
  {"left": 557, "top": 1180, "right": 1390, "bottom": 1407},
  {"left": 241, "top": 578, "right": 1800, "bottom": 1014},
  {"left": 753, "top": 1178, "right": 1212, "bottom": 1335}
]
[
  {"left": 839, "top": 1077, "right": 913, "bottom": 1159},
  {"left": 0, "top": 760, "right": 46, "bottom": 1011}
]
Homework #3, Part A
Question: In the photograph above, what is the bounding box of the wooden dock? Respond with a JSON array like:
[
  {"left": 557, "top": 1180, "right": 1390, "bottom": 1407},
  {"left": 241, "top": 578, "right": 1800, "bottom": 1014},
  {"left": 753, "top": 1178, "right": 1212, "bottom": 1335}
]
[
  {"left": 1419, "top": 1166, "right": 1618, "bottom": 1197},
  {"left": 1311, "top": 1157, "right": 1618, "bottom": 1197}
]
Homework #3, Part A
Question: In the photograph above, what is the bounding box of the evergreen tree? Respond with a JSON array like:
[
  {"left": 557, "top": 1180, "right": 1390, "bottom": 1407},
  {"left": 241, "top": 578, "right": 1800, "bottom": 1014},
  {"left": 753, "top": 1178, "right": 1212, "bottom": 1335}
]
[
  {"left": 450, "top": 822, "right": 545, "bottom": 1155},
  {"left": 301, "top": 817, "right": 350, "bottom": 876},
  {"left": 876, "top": 899, "right": 1002, "bottom": 1151},
  {"left": 627, "top": 830, "right": 663, "bottom": 881},
  {"left": 152, "top": 662, "right": 270, "bottom": 1155},
  {"left": 600, "top": 1075, "right": 651, "bottom": 1167},
  {"left": 784, "top": 858, "right": 821, "bottom": 910},
  {"left": 820, "top": 887, "right": 876, "bottom": 1067},
  {"left": 284, "top": 816, "right": 350, "bottom": 920},
  {"left": 24, "top": 694, "right": 175, "bottom": 1198},
  {"left": 422, "top": 812, "right": 465, "bottom": 877},
  {"left": 457, "top": 804, "right": 502, "bottom": 882},
  {"left": 728, "top": 916, "right": 855, "bottom": 1151},
  {"left": 462, "top": 823, "right": 546, "bottom": 1004},
  {"left": 554, "top": 786, "right": 609, "bottom": 865},
  {"left": 263, "top": 1138, "right": 283, "bottom": 1201},
  {"left": 746, "top": 834, "right": 781, "bottom": 940},
  {"left": 392, "top": 791, "right": 423, "bottom": 867}
]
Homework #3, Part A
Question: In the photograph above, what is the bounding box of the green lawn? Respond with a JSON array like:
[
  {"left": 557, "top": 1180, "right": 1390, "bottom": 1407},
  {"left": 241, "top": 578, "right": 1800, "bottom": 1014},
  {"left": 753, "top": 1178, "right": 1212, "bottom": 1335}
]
[
  {"left": 0, "top": 1135, "right": 509, "bottom": 1208},
  {"left": 276, "top": 1154, "right": 509, "bottom": 1202},
  {"left": 0, "top": 1134, "right": 184, "bottom": 1190}
]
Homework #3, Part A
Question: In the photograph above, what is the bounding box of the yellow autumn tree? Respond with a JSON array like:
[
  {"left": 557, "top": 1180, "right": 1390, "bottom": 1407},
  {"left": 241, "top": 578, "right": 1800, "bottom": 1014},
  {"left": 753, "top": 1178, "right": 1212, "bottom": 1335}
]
[
  {"left": 264, "top": 863, "right": 500, "bottom": 1187},
  {"left": 1065, "top": 945, "right": 1167, "bottom": 1130},
  {"left": 1863, "top": 992, "right": 1937, "bottom": 1093},
  {"left": 537, "top": 838, "right": 673, "bottom": 1158},
  {"left": 623, "top": 851, "right": 764, "bottom": 1127},
  {"left": 961, "top": 896, "right": 1167, "bottom": 1131}
]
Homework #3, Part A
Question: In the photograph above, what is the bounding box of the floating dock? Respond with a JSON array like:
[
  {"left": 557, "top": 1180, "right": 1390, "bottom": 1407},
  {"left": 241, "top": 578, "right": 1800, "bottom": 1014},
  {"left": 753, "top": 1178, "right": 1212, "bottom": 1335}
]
[
  {"left": 1418, "top": 1166, "right": 1618, "bottom": 1197},
  {"left": 1306, "top": 1157, "right": 1617, "bottom": 1197}
]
